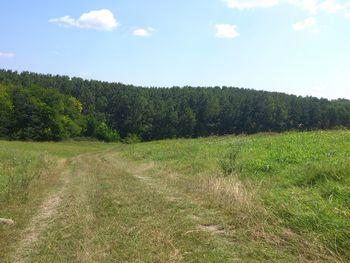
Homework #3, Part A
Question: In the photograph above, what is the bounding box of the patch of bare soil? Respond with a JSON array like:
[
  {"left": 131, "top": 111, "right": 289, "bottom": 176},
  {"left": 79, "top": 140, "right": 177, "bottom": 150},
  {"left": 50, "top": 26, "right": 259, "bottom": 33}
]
[{"left": 198, "top": 224, "right": 225, "bottom": 234}]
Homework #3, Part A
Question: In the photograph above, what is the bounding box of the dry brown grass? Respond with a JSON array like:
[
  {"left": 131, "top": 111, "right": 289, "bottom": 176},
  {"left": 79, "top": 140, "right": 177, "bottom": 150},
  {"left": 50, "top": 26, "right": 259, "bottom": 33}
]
[{"left": 199, "top": 175, "right": 255, "bottom": 209}]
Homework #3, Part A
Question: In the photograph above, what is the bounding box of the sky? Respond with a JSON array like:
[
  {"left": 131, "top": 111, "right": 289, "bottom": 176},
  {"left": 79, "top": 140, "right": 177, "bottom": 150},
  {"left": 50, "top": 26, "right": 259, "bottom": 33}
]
[{"left": 0, "top": 0, "right": 350, "bottom": 100}]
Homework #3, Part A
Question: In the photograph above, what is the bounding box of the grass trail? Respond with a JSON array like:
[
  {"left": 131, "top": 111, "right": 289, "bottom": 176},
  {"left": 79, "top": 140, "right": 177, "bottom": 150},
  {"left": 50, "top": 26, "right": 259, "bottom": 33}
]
[
  {"left": 0, "top": 149, "right": 309, "bottom": 262},
  {"left": 13, "top": 151, "right": 243, "bottom": 262},
  {"left": 11, "top": 160, "right": 69, "bottom": 263},
  {"left": 1, "top": 131, "right": 348, "bottom": 262}
]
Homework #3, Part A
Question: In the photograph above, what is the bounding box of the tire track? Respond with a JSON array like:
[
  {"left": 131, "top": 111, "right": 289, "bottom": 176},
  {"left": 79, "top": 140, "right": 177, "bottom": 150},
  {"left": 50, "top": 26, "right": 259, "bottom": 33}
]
[{"left": 11, "top": 159, "right": 69, "bottom": 263}]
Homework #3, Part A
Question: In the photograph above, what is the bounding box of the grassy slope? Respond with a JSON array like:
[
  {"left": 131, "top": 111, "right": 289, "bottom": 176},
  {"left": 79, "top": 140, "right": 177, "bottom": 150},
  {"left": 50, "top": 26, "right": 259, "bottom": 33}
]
[
  {"left": 119, "top": 130, "right": 350, "bottom": 261},
  {"left": 0, "top": 130, "right": 349, "bottom": 262}
]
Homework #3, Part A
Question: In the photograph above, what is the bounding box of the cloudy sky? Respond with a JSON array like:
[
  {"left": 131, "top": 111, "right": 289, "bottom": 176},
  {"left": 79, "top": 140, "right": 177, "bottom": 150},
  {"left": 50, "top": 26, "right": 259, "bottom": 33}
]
[{"left": 0, "top": 0, "right": 349, "bottom": 99}]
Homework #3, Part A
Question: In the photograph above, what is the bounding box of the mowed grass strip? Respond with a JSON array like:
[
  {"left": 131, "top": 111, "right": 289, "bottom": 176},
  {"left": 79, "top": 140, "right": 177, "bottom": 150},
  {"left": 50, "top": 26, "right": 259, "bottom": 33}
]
[
  {"left": 28, "top": 151, "right": 240, "bottom": 263},
  {"left": 0, "top": 141, "right": 114, "bottom": 262}
]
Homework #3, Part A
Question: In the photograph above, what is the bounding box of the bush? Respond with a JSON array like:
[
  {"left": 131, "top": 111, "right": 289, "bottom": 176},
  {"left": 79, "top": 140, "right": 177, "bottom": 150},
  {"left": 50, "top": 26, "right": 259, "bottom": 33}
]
[
  {"left": 123, "top": 133, "right": 141, "bottom": 144},
  {"left": 95, "top": 122, "right": 120, "bottom": 142}
]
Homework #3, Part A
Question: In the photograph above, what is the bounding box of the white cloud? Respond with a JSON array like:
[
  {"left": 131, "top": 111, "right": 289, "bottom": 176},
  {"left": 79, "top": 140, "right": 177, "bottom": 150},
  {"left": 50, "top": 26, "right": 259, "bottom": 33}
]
[
  {"left": 288, "top": 0, "right": 346, "bottom": 14},
  {"left": 132, "top": 27, "right": 155, "bottom": 37},
  {"left": 49, "top": 15, "right": 76, "bottom": 27},
  {"left": 0, "top": 52, "right": 15, "bottom": 58},
  {"left": 345, "top": 10, "right": 350, "bottom": 18},
  {"left": 292, "top": 17, "right": 317, "bottom": 31},
  {"left": 319, "top": 0, "right": 345, "bottom": 13},
  {"left": 80, "top": 73, "right": 89, "bottom": 78},
  {"left": 288, "top": 0, "right": 319, "bottom": 14},
  {"left": 215, "top": 24, "right": 239, "bottom": 38},
  {"left": 302, "top": 0, "right": 319, "bottom": 14},
  {"left": 78, "top": 9, "right": 119, "bottom": 30},
  {"left": 223, "top": 0, "right": 279, "bottom": 9},
  {"left": 49, "top": 9, "right": 119, "bottom": 31},
  {"left": 223, "top": 0, "right": 347, "bottom": 18}
]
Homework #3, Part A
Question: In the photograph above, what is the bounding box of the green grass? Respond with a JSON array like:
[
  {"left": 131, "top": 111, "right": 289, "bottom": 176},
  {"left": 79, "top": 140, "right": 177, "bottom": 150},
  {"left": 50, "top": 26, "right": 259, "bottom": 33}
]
[
  {"left": 0, "top": 140, "right": 115, "bottom": 261},
  {"left": 0, "top": 140, "right": 113, "bottom": 203},
  {"left": 29, "top": 153, "right": 238, "bottom": 262},
  {"left": 0, "top": 130, "right": 349, "bottom": 262},
  {"left": 119, "top": 130, "right": 350, "bottom": 260},
  {"left": 237, "top": 132, "right": 350, "bottom": 257}
]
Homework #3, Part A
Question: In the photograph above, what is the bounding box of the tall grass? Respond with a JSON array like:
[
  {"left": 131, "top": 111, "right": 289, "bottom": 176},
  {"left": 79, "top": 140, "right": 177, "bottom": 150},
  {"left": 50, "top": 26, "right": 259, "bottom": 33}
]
[
  {"left": 120, "top": 130, "right": 350, "bottom": 260},
  {"left": 0, "top": 149, "right": 52, "bottom": 203},
  {"left": 221, "top": 131, "right": 350, "bottom": 257},
  {"left": 0, "top": 141, "right": 114, "bottom": 204}
]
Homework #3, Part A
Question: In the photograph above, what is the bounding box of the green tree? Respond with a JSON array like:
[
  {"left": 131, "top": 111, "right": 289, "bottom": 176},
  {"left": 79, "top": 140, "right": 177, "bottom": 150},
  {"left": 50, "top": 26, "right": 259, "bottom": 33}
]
[
  {"left": 0, "top": 85, "right": 13, "bottom": 137},
  {"left": 95, "top": 122, "right": 120, "bottom": 142}
]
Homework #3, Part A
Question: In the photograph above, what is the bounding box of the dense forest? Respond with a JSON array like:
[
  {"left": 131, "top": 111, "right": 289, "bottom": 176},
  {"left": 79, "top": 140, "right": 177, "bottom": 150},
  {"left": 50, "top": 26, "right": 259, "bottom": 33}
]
[{"left": 0, "top": 69, "right": 349, "bottom": 141}]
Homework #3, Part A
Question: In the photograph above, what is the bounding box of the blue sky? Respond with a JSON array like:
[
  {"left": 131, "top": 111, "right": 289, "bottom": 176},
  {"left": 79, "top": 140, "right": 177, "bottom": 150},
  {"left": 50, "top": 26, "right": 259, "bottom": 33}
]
[{"left": 0, "top": 0, "right": 349, "bottom": 99}]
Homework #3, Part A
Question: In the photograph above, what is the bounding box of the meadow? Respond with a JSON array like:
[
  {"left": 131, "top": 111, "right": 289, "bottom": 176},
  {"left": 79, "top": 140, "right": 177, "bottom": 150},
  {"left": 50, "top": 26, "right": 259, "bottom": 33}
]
[
  {"left": 0, "top": 141, "right": 112, "bottom": 203},
  {"left": 0, "top": 130, "right": 349, "bottom": 262},
  {"left": 119, "top": 130, "right": 350, "bottom": 260}
]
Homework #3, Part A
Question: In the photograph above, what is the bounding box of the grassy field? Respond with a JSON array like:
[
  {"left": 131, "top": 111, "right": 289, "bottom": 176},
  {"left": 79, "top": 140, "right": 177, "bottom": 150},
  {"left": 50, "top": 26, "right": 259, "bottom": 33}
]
[
  {"left": 119, "top": 130, "right": 350, "bottom": 261},
  {"left": 0, "top": 130, "right": 349, "bottom": 262}
]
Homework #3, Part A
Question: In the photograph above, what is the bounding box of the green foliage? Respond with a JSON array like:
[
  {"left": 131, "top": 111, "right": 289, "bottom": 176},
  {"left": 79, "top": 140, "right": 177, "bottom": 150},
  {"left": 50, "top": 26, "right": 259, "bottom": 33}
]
[
  {"left": 0, "top": 83, "right": 119, "bottom": 142},
  {"left": 219, "top": 142, "right": 244, "bottom": 176},
  {"left": 84, "top": 115, "right": 99, "bottom": 137},
  {"left": 63, "top": 96, "right": 84, "bottom": 137},
  {"left": 0, "top": 85, "right": 13, "bottom": 137},
  {"left": 11, "top": 87, "right": 61, "bottom": 140},
  {"left": 8, "top": 85, "right": 82, "bottom": 140},
  {"left": 123, "top": 133, "right": 141, "bottom": 144},
  {"left": 95, "top": 122, "right": 120, "bottom": 142},
  {"left": 61, "top": 115, "right": 82, "bottom": 138},
  {"left": 1, "top": 70, "right": 349, "bottom": 141}
]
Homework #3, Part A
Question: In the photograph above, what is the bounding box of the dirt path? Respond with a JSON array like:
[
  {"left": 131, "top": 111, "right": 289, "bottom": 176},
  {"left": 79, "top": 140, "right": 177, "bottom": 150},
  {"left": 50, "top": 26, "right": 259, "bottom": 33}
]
[
  {"left": 8, "top": 149, "right": 321, "bottom": 262},
  {"left": 11, "top": 160, "right": 69, "bottom": 263},
  {"left": 4, "top": 150, "right": 241, "bottom": 262},
  {"left": 13, "top": 195, "right": 63, "bottom": 263}
]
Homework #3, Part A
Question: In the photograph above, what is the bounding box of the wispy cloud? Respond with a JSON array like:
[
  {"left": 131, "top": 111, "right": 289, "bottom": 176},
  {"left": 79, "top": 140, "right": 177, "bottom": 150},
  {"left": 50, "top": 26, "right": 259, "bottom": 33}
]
[
  {"left": 49, "top": 9, "right": 119, "bottom": 31},
  {"left": 49, "top": 16, "right": 76, "bottom": 28},
  {"left": 132, "top": 27, "right": 155, "bottom": 37},
  {"left": 79, "top": 72, "right": 89, "bottom": 78},
  {"left": 222, "top": 0, "right": 279, "bottom": 9},
  {"left": 345, "top": 10, "right": 350, "bottom": 18},
  {"left": 0, "top": 52, "right": 15, "bottom": 58},
  {"left": 319, "top": 0, "right": 345, "bottom": 14},
  {"left": 224, "top": 0, "right": 348, "bottom": 18},
  {"left": 292, "top": 17, "right": 317, "bottom": 31},
  {"left": 288, "top": 0, "right": 346, "bottom": 14},
  {"left": 288, "top": 0, "right": 319, "bottom": 14},
  {"left": 215, "top": 24, "right": 239, "bottom": 39}
]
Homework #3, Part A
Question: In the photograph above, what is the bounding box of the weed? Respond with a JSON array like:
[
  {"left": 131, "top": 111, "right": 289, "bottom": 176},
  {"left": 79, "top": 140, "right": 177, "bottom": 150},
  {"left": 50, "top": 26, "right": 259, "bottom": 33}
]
[{"left": 220, "top": 142, "right": 244, "bottom": 176}]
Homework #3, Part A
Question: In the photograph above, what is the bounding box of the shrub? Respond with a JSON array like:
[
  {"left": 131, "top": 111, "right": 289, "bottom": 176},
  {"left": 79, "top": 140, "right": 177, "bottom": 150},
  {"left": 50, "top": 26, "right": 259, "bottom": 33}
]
[
  {"left": 95, "top": 122, "right": 120, "bottom": 142},
  {"left": 123, "top": 133, "right": 141, "bottom": 144}
]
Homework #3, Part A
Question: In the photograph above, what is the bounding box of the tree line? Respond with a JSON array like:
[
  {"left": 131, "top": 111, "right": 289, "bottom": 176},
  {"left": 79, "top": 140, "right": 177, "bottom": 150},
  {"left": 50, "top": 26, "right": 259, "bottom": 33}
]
[
  {"left": 0, "top": 82, "right": 119, "bottom": 142},
  {"left": 0, "top": 69, "right": 349, "bottom": 141}
]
